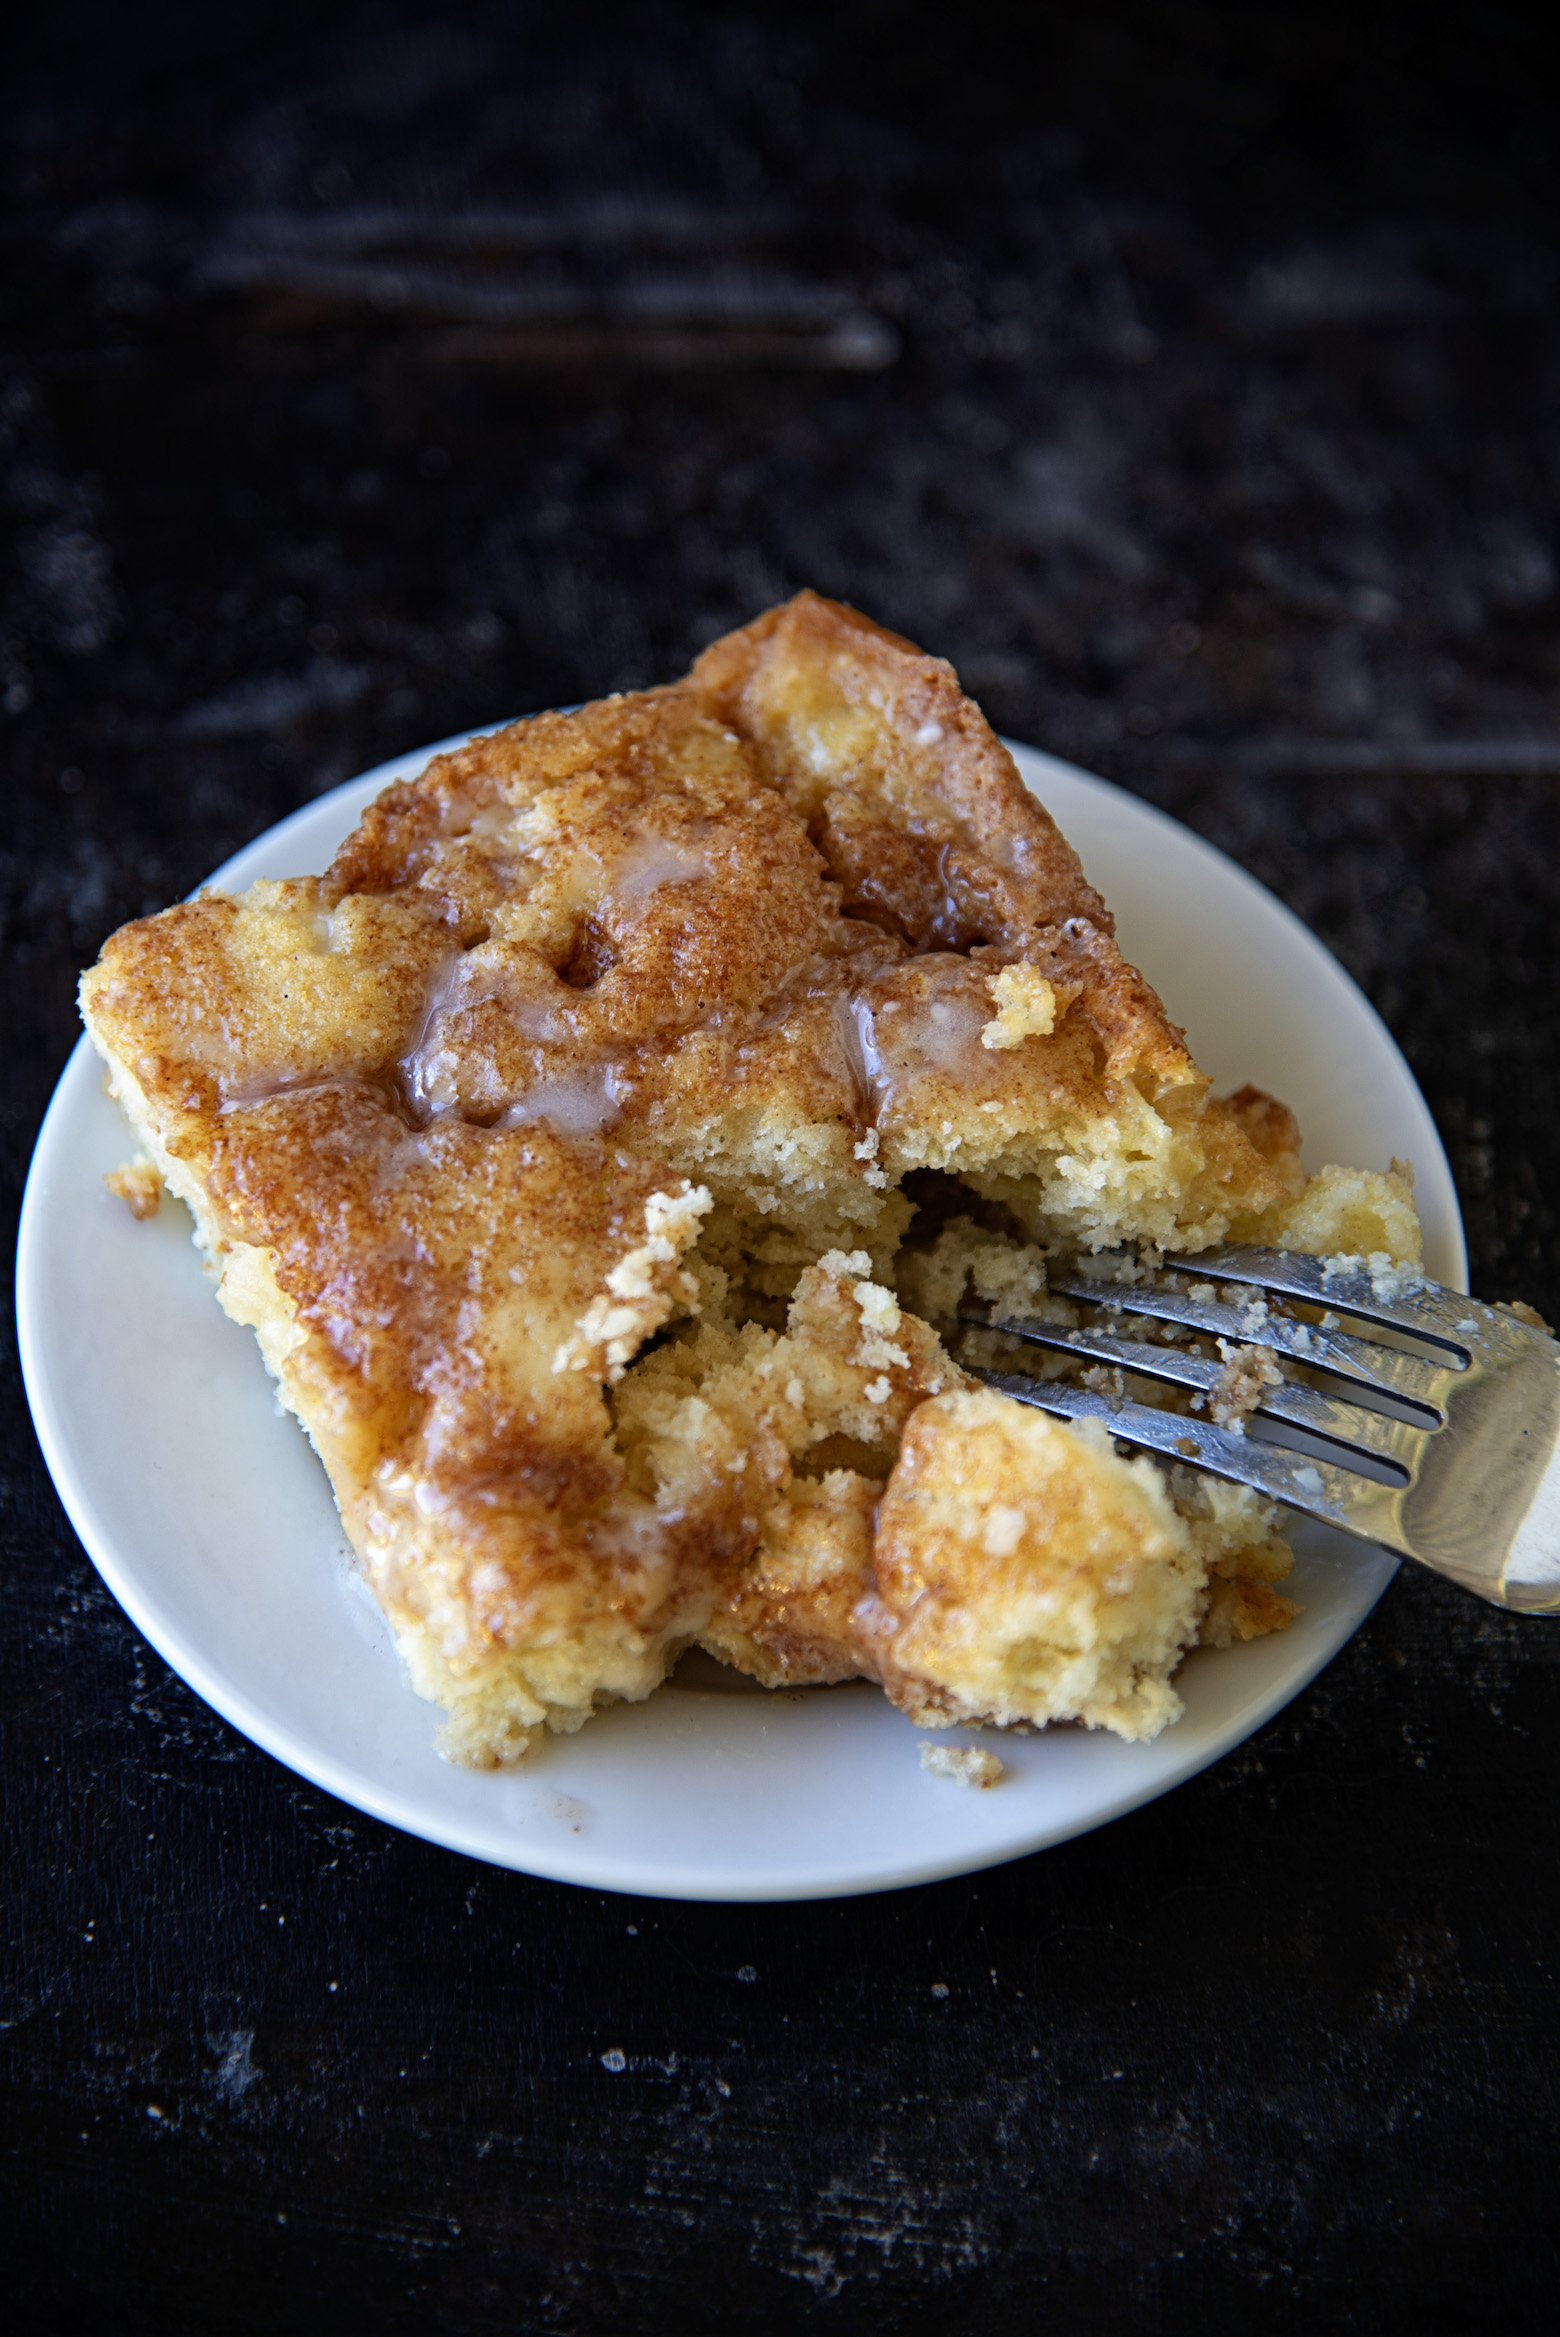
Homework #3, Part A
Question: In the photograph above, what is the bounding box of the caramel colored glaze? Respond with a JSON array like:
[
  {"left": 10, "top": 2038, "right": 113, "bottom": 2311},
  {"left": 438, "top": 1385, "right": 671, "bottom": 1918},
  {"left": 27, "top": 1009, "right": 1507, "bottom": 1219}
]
[
  {"left": 208, "top": 1091, "right": 739, "bottom": 1677},
  {"left": 83, "top": 884, "right": 452, "bottom": 1144},
  {"left": 207, "top": 1094, "right": 629, "bottom": 1494},
  {"left": 78, "top": 590, "right": 1321, "bottom": 1760},
  {"left": 85, "top": 596, "right": 1278, "bottom": 1218}
]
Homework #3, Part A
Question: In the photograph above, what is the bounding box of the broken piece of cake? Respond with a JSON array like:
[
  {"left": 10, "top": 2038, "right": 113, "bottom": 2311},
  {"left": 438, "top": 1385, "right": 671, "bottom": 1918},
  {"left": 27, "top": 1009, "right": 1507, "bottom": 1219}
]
[{"left": 80, "top": 592, "right": 1419, "bottom": 1765}]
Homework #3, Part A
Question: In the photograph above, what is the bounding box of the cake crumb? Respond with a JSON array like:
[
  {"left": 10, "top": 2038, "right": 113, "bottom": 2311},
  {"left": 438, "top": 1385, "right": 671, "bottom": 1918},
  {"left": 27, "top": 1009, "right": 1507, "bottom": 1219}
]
[
  {"left": 553, "top": 1181, "right": 712, "bottom": 1381},
  {"left": 1320, "top": 1248, "right": 1427, "bottom": 1302},
  {"left": 1208, "top": 1341, "right": 1282, "bottom": 1431},
  {"left": 980, "top": 962, "right": 1058, "bottom": 1049},
  {"left": 1501, "top": 1298, "right": 1554, "bottom": 1334},
  {"left": 105, "top": 1157, "right": 163, "bottom": 1220},
  {"left": 919, "top": 1742, "right": 1004, "bottom": 1789}
]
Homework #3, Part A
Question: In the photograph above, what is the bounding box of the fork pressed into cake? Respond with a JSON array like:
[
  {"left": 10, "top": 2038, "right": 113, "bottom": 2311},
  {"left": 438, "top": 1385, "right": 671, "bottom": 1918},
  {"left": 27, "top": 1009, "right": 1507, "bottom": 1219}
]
[
  {"left": 80, "top": 593, "right": 1429, "bottom": 1764},
  {"left": 963, "top": 1246, "right": 1560, "bottom": 1614}
]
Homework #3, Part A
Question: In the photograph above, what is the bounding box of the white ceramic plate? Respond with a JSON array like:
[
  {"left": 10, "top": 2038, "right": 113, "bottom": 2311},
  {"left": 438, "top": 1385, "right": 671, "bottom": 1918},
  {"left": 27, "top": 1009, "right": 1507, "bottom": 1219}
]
[{"left": 18, "top": 735, "right": 1465, "bottom": 1901}]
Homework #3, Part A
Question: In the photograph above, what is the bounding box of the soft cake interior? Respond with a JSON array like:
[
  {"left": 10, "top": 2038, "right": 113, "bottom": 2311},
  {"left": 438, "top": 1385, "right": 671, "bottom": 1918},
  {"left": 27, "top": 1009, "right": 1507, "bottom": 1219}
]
[{"left": 81, "top": 593, "right": 1422, "bottom": 1766}]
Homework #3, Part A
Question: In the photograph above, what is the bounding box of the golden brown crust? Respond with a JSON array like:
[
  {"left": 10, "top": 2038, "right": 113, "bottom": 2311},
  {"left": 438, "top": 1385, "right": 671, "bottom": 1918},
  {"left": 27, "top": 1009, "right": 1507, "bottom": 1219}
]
[{"left": 692, "top": 592, "right": 1115, "bottom": 942}]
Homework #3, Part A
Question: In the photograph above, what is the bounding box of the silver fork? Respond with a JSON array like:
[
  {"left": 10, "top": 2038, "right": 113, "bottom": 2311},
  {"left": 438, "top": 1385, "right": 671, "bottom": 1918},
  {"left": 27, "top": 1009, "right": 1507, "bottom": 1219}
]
[{"left": 960, "top": 1245, "right": 1560, "bottom": 1612}]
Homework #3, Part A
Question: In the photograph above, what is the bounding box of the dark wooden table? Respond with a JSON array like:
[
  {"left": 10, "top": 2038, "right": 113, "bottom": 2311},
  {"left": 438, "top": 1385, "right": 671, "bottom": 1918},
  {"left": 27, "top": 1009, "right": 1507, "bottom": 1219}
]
[{"left": 6, "top": 6, "right": 1559, "bottom": 2328}]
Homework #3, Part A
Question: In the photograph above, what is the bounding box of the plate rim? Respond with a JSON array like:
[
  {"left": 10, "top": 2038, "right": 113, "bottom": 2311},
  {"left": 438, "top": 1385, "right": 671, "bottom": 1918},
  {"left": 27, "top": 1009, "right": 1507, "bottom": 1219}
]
[{"left": 16, "top": 731, "right": 1465, "bottom": 1899}]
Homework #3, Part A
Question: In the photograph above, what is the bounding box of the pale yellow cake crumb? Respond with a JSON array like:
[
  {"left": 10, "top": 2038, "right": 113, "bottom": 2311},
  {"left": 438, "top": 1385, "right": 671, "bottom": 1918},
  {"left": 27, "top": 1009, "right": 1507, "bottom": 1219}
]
[
  {"left": 1206, "top": 1340, "right": 1283, "bottom": 1432},
  {"left": 104, "top": 1156, "right": 163, "bottom": 1220},
  {"left": 980, "top": 962, "right": 1059, "bottom": 1049},
  {"left": 920, "top": 1742, "right": 1005, "bottom": 1788}
]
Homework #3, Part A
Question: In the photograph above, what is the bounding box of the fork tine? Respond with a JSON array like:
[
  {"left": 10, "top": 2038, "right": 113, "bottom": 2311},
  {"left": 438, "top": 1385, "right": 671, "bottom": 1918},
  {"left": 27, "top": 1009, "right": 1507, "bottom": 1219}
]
[
  {"left": 1044, "top": 1271, "right": 1446, "bottom": 1416},
  {"left": 966, "top": 1366, "right": 1409, "bottom": 1548},
  {"left": 1179, "top": 1245, "right": 1483, "bottom": 1354},
  {"left": 961, "top": 1312, "right": 1423, "bottom": 1476}
]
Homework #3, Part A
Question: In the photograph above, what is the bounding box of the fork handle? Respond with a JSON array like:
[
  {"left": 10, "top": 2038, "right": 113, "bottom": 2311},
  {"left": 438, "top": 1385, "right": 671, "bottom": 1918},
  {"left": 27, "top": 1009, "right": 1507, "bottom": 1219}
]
[{"left": 1399, "top": 1341, "right": 1560, "bottom": 1612}]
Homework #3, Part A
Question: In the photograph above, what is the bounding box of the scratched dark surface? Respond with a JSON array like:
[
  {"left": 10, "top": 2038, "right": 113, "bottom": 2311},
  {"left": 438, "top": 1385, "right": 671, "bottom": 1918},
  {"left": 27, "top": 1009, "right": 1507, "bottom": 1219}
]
[{"left": 5, "top": 5, "right": 1560, "bottom": 2330}]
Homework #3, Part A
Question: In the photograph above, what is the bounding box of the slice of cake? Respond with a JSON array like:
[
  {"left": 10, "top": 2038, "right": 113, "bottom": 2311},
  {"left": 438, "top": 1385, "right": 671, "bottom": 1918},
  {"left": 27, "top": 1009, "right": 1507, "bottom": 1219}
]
[{"left": 80, "top": 593, "right": 1420, "bottom": 1763}]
